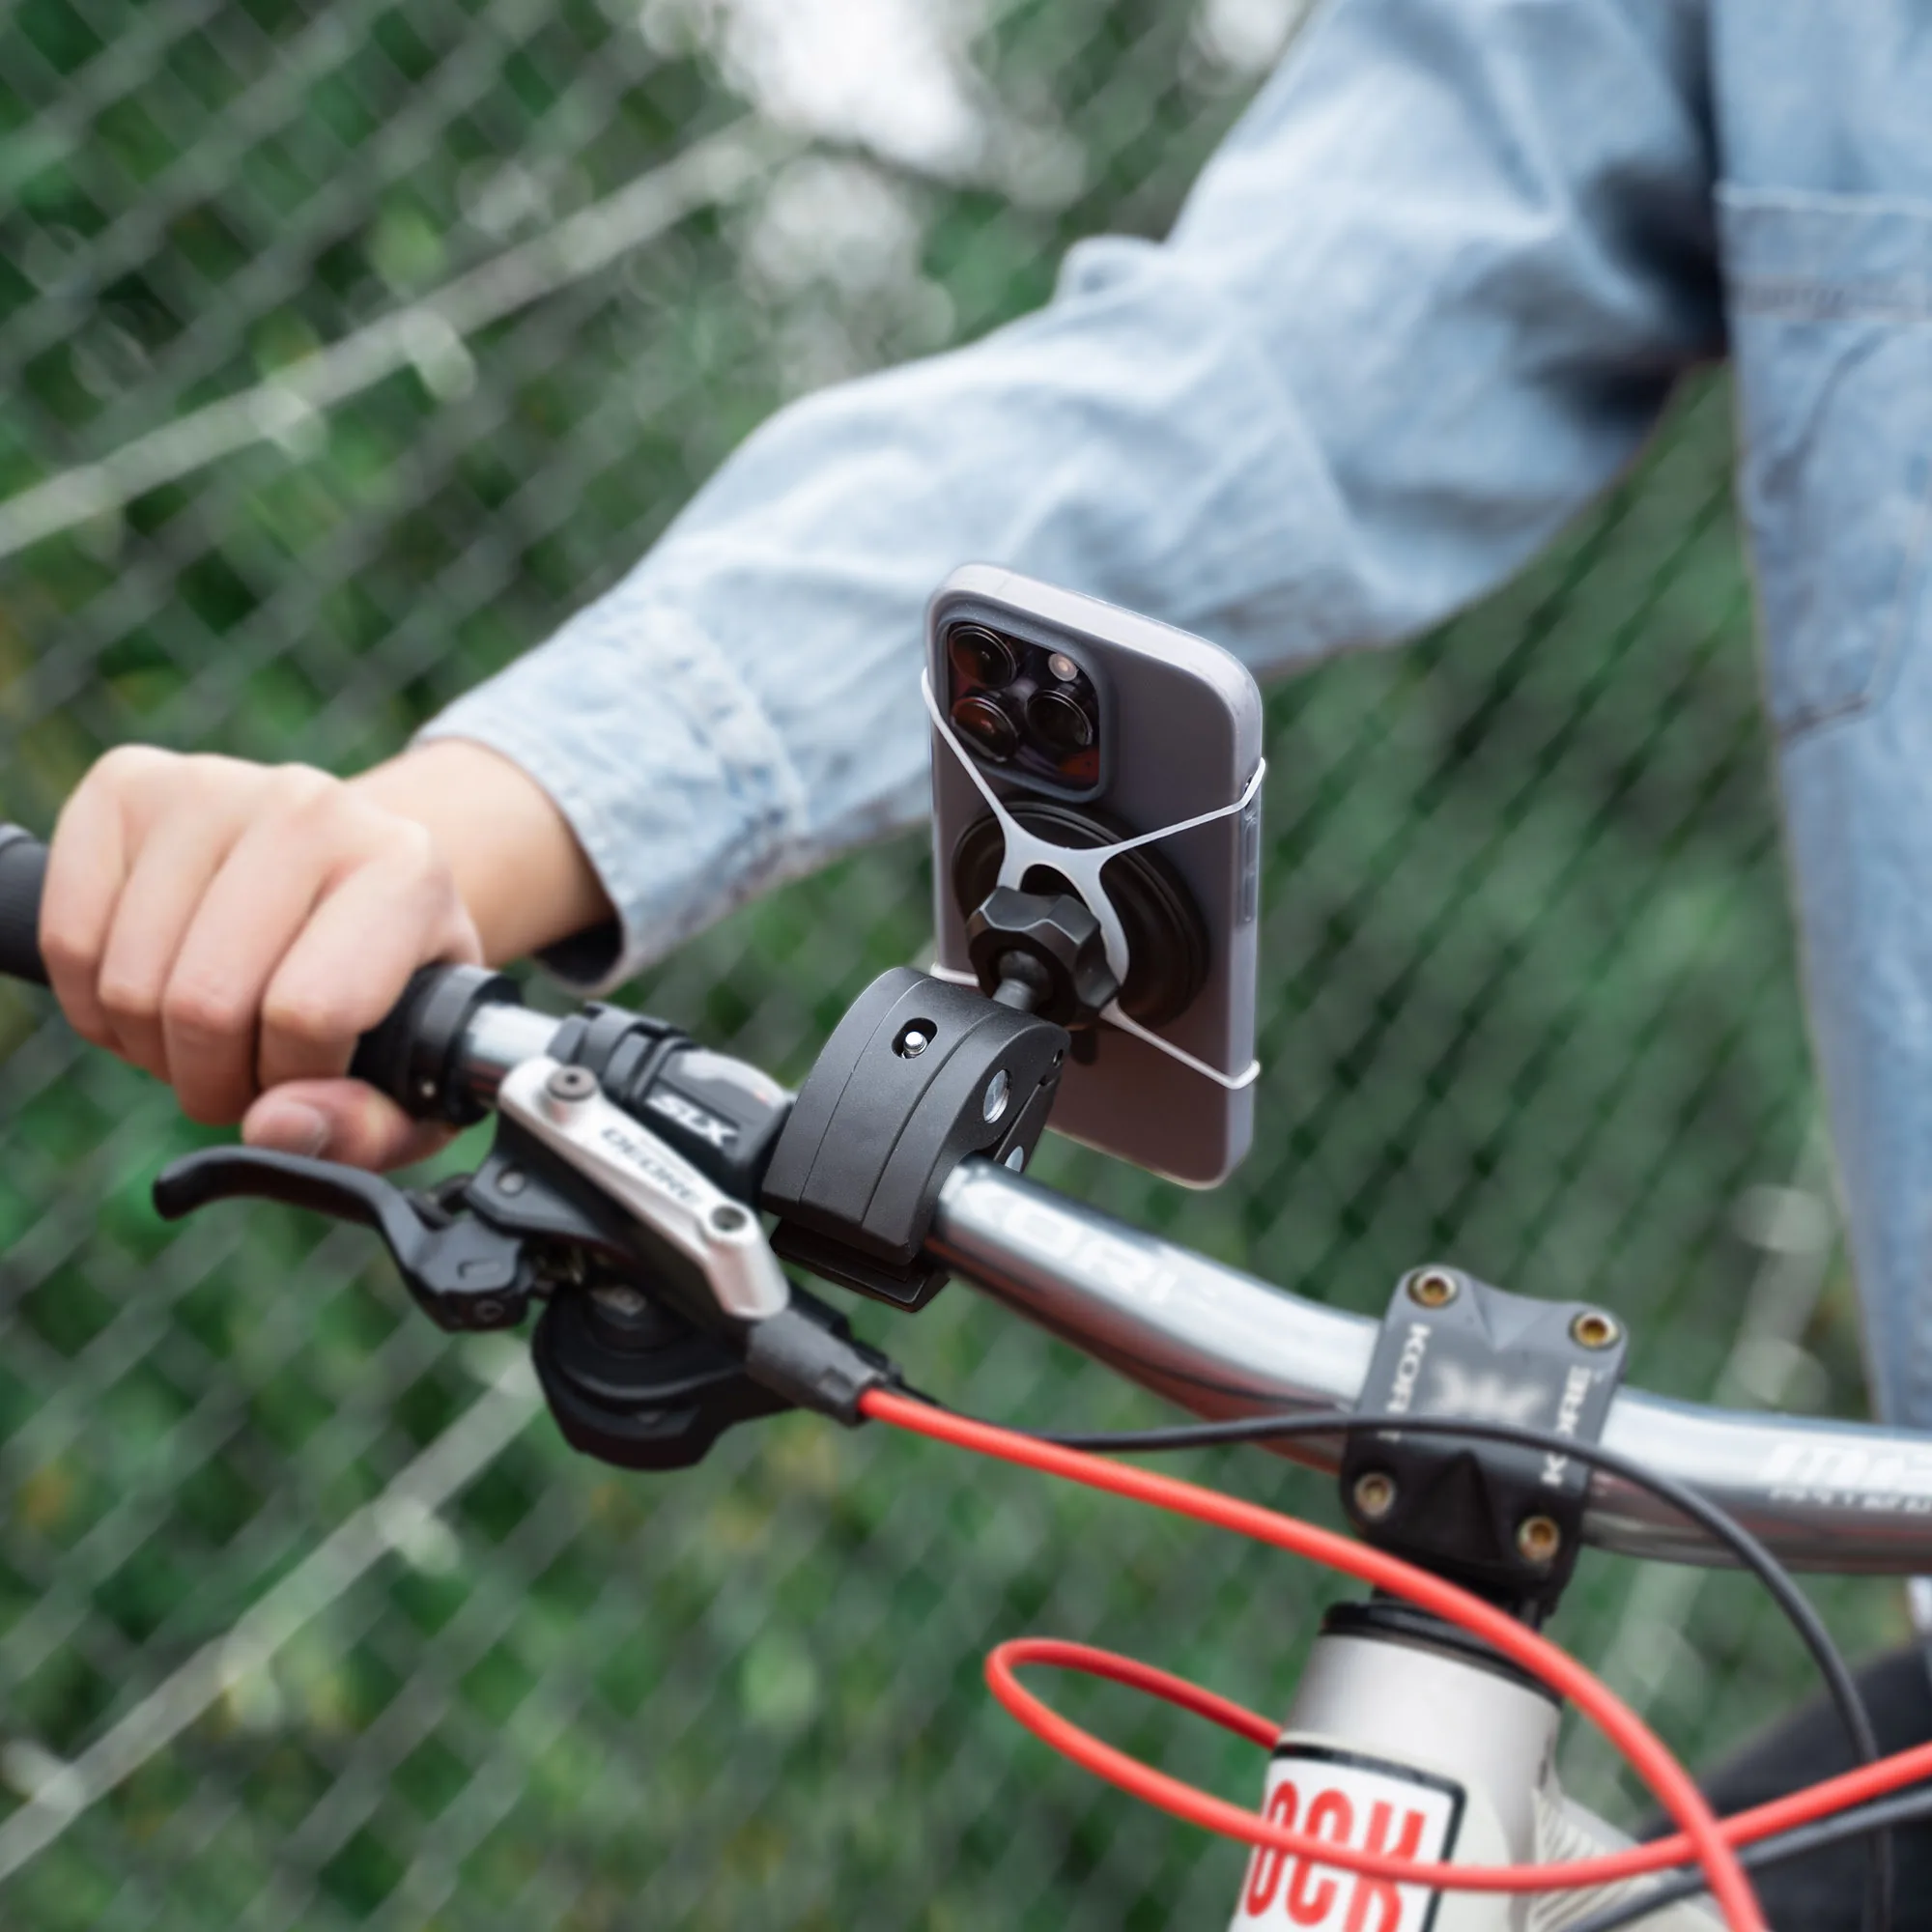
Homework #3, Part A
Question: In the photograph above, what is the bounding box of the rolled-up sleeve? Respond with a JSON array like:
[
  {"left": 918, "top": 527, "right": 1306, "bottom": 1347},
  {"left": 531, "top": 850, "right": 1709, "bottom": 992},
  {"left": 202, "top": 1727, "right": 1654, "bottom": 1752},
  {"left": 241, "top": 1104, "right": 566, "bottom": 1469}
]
[{"left": 422, "top": 0, "right": 1721, "bottom": 986}]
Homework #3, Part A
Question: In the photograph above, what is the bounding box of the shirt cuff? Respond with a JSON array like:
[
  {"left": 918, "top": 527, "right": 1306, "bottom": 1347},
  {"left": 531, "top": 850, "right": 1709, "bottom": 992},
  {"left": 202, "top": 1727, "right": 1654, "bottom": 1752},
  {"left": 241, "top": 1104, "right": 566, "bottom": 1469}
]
[{"left": 415, "top": 598, "right": 810, "bottom": 993}]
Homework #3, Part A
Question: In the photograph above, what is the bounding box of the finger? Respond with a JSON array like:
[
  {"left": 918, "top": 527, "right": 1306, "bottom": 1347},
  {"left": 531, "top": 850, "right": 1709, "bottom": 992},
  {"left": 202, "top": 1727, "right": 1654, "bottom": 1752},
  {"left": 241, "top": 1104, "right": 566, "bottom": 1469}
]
[
  {"left": 257, "top": 837, "right": 481, "bottom": 1094},
  {"left": 243, "top": 1077, "right": 455, "bottom": 1171},
  {"left": 160, "top": 778, "right": 353, "bottom": 1123},
  {"left": 41, "top": 766, "right": 137, "bottom": 1056},
  {"left": 97, "top": 800, "right": 257, "bottom": 1087}
]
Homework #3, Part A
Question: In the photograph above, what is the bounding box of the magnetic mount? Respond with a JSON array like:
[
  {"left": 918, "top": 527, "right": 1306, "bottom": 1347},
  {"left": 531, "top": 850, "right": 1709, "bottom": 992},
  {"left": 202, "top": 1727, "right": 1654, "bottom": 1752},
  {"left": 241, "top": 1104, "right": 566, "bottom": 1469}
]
[{"left": 952, "top": 799, "right": 1208, "bottom": 1033}]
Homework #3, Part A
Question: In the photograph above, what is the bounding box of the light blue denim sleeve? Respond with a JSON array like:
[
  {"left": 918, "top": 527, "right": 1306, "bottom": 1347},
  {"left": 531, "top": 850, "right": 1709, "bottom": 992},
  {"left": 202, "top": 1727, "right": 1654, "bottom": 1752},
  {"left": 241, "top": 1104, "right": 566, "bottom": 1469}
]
[
  {"left": 421, "top": 0, "right": 1721, "bottom": 987},
  {"left": 1707, "top": 8, "right": 1932, "bottom": 1432}
]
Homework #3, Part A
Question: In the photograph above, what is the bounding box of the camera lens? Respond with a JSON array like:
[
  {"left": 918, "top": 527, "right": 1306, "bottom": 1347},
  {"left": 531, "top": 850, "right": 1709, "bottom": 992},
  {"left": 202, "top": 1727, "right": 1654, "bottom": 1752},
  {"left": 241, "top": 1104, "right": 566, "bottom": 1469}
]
[
  {"left": 1025, "top": 687, "right": 1095, "bottom": 753},
  {"left": 948, "top": 624, "right": 1020, "bottom": 687},
  {"left": 951, "top": 694, "right": 1019, "bottom": 760}
]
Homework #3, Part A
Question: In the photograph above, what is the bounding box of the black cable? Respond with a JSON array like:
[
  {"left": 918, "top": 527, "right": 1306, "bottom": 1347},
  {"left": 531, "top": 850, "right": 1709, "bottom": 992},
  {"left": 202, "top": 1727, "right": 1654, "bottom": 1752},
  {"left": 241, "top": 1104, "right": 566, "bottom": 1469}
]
[
  {"left": 1565, "top": 1781, "right": 1932, "bottom": 1932},
  {"left": 999, "top": 1406, "right": 1889, "bottom": 1932}
]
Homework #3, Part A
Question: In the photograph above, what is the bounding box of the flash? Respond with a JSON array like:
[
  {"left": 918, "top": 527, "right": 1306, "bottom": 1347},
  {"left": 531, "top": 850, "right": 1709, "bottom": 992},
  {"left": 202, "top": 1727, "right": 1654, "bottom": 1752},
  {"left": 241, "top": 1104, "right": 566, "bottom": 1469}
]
[{"left": 1046, "top": 651, "right": 1081, "bottom": 683}]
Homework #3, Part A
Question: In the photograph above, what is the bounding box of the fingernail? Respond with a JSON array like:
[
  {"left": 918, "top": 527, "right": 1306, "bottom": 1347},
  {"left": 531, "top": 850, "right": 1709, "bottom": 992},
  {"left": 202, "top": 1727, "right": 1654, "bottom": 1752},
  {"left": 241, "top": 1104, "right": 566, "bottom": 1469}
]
[{"left": 250, "top": 1101, "right": 330, "bottom": 1158}]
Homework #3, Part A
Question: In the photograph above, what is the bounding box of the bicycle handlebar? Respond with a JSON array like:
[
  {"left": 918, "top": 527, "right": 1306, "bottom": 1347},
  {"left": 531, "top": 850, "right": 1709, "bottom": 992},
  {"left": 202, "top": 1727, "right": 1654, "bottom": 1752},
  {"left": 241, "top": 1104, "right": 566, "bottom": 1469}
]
[{"left": 2, "top": 823, "right": 1927, "bottom": 1576}]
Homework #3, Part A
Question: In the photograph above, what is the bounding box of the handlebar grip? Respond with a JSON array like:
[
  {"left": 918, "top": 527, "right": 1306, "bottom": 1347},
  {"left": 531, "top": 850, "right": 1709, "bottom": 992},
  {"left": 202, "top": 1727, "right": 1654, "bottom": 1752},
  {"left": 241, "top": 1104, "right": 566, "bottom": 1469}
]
[
  {"left": 346, "top": 961, "right": 524, "bottom": 1124},
  {"left": 0, "top": 827, "right": 49, "bottom": 986}
]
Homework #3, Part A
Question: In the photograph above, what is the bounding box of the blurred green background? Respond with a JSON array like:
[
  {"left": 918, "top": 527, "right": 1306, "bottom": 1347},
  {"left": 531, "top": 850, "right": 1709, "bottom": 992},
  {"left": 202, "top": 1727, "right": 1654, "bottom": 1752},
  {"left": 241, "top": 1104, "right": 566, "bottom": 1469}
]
[{"left": 0, "top": 1, "right": 1899, "bottom": 1925}]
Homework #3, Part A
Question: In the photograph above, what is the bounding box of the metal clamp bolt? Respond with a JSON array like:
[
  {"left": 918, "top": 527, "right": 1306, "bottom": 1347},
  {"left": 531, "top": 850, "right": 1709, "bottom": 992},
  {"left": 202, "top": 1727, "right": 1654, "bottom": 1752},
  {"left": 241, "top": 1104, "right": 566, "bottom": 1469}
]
[
  {"left": 1352, "top": 1471, "right": 1398, "bottom": 1521},
  {"left": 1406, "top": 1268, "right": 1460, "bottom": 1309},
  {"left": 546, "top": 1065, "right": 597, "bottom": 1101},
  {"left": 981, "top": 1066, "right": 1010, "bottom": 1123},
  {"left": 1570, "top": 1309, "right": 1621, "bottom": 1351},
  {"left": 1517, "top": 1515, "right": 1563, "bottom": 1565}
]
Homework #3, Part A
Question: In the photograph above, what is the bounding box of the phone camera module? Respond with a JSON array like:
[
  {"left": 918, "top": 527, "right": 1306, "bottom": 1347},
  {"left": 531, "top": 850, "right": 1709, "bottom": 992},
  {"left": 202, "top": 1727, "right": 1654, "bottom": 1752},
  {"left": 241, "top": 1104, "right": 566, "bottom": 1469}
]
[
  {"left": 952, "top": 693, "right": 1020, "bottom": 761},
  {"left": 1025, "top": 687, "right": 1095, "bottom": 754},
  {"left": 948, "top": 623, "right": 1020, "bottom": 688}
]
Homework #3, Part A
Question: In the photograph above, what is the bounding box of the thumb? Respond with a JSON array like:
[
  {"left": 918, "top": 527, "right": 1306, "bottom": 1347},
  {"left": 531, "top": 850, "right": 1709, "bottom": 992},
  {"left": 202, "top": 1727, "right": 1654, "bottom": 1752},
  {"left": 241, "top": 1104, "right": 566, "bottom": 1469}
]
[{"left": 243, "top": 1078, "right": 456, "bottom": 1172}]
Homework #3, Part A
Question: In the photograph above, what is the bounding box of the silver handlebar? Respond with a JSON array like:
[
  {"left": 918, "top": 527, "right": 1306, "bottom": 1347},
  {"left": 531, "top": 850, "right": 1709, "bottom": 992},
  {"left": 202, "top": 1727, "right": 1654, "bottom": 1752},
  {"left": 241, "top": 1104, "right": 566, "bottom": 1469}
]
[
  {"left": 458, "top": 1005, "right": 1932, "bottom": 1574},
  {"left": 929, "top": 1159, "right": 1932, "bottom": 1575}
]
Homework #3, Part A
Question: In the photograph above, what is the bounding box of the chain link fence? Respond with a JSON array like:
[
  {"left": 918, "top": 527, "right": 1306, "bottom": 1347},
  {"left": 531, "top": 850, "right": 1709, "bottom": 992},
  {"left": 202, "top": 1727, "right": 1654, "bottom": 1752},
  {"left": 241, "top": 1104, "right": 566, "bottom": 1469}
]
[{"left": 0, "top": 2, "right": 1905, "bottom": 1925}]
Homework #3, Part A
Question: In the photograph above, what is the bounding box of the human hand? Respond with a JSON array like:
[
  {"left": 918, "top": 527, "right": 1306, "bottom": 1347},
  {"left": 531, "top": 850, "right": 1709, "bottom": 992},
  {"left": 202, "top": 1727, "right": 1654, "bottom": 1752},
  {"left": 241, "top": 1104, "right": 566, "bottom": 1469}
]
[{"left": 42, "top": 749, "right": 482, "bottom": 1169}]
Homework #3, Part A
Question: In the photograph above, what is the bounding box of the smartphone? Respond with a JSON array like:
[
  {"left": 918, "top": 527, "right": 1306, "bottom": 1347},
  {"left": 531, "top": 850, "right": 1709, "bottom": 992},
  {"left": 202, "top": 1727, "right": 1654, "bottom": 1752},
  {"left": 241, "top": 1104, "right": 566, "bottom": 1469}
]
[{"left": 926, "top": 564, "right": 1264, "bottom": 1186}]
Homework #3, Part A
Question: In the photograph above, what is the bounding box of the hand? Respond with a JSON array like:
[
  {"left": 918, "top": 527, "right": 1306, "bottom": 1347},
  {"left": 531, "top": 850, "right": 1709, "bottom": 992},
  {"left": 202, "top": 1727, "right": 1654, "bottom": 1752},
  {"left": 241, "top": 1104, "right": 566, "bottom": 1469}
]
[{"left": 42, "top": 749, "right": 483, "bottom": 1169}]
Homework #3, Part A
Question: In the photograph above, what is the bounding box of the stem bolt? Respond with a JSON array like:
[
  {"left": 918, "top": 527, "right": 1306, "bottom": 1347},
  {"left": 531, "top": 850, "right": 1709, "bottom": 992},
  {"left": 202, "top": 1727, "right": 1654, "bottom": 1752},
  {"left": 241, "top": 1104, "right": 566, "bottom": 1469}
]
[
  {"left": 1407, "top": 1268, "right": 1460, "bottom": 1309},
  {"left": 1517, "top": 1515, "right": 1563, "bottom": 1565},
  {"left": 1570, "top": 1309, "right": 1621, "bottom": 1351},
  {"left": 1352, "top": 1471, "right": 1398, "bottom": 1521}
]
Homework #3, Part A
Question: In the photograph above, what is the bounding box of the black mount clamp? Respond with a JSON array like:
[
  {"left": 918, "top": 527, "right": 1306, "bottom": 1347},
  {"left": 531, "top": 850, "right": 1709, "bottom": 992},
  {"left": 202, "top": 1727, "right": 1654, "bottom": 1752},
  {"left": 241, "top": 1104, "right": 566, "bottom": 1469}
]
[
  {"left": 761, "top": 967, "right": 1067, "bottom": 1311},
  {"left": 758, "top": 790, "right": 1218, "bottom": 1313},
  {"left": 1339, "top": 1264, "right": 1630, "bottom": 1620}
]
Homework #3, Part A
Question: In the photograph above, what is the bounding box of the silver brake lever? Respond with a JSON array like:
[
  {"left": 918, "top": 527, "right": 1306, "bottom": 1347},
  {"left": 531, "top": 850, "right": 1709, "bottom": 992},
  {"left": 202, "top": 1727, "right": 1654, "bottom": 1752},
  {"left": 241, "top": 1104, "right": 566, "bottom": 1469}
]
[{"left": 496, "top": 1055, "right": 789, "bottom": 1321}]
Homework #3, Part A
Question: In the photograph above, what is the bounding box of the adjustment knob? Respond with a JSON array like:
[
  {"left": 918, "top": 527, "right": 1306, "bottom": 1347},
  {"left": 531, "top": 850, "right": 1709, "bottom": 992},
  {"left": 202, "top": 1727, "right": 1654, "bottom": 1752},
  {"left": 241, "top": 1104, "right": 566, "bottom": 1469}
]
[{"left": 966, "top": 886, "right": 1120, "bottom": 1028}]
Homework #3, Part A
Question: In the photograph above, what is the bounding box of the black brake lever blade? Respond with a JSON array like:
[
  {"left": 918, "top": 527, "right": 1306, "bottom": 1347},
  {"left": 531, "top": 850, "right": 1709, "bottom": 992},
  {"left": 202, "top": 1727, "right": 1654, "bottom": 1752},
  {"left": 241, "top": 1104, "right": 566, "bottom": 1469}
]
[
  {"left": 154, "top": 1148, "right": 535, "bottom": 1332},
  {"left": 154, "top": 1148, "right": 435, "bottom": 1272}
]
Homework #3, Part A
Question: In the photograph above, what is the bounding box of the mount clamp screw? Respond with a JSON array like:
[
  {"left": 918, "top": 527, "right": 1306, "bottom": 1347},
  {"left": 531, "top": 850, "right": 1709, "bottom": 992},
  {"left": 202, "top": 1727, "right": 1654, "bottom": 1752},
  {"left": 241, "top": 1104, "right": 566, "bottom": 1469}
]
[
  {"left": 1352, "top": 1471, "right": 1398, "bottom": 1521},
  {"left": 1517, "top": 1515, "right": 1563, "bottom": 1565}
]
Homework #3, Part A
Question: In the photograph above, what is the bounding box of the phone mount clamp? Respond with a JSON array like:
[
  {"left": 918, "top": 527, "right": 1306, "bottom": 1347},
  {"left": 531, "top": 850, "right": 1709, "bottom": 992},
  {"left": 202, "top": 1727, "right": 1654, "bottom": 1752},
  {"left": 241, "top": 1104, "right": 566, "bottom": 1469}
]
[
  {"left": 761, "top": 967, "right": 1068, "bottom": 1312},
  {"left": 1340, "top": 1264, "right": 1630, "bottom": 1621}
]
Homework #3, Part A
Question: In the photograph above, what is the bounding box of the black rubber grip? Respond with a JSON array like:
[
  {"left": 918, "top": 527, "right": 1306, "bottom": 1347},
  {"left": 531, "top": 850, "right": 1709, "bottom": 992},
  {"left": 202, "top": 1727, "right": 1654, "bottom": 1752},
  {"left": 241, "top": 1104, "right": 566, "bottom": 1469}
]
[
  {"left": 346, "top": 960, "right": 523, "bottom": 1123},
  {"left": 0, "top": 827, "right": 49, "bottom": 986}
]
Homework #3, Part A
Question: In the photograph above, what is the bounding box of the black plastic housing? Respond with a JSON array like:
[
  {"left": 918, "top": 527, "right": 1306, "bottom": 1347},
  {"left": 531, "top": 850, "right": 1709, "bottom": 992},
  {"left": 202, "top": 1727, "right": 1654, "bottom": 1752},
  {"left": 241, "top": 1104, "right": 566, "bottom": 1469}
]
[
  {"left": 761, "top": 968, "right": 1066, "bottom": 1310},
  {"left": 348, "top": 961, "right": 524, "bottom": 1125}
]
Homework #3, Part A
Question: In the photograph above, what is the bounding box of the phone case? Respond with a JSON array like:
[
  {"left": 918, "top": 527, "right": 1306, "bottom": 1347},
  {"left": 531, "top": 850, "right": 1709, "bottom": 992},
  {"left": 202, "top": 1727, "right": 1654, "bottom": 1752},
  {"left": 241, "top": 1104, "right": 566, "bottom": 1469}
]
[{"left": 927, "top": 564, "right": 1264, "bottom": 1186}]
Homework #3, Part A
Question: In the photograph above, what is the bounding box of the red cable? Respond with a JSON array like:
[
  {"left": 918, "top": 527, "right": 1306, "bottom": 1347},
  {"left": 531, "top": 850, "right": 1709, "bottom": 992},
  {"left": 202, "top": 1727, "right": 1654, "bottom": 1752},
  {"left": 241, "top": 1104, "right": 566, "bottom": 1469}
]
[
  {"left": 862, "top": 1387, "right": 1766, "bottom": 1927},
  {"left": 988, "top": 1637, "right": 1932, "bottom": 1891}
]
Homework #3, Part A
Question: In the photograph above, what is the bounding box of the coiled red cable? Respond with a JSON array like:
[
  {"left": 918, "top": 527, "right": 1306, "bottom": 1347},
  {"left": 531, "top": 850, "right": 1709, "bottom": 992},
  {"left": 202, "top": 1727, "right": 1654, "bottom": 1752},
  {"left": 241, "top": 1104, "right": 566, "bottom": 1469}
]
[
  {"left": 986, "top": 1637, "right": 1932, "bottom": 1893},
  {"left": 864, "top": 1387, "right": 1771, "bottom": 1924}
]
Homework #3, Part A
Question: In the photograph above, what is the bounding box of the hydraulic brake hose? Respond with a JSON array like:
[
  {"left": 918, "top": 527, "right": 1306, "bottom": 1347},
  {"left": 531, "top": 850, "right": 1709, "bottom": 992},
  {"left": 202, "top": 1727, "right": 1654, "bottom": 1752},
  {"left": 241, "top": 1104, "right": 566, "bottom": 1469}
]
[{"left": 862, "top": 1388, "right": 1767, "bottom": 1927}]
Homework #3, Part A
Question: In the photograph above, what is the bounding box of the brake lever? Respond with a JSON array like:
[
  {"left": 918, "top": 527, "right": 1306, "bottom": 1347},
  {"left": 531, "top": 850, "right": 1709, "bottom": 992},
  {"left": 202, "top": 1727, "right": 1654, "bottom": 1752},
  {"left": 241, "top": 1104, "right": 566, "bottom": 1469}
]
[{"left": 154, "top": 1148, "right": 535, "bottom": 1333}]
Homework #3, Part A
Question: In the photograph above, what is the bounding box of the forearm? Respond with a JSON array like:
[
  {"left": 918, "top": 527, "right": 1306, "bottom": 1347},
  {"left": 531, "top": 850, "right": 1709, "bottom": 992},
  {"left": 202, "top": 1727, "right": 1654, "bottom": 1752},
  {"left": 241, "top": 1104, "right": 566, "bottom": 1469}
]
[
  {"left": 423, "top": 0, "right": 1719, "bottom": 987},
  {"left": 349, "top": 738, "right": 613, "bottom": 965}
]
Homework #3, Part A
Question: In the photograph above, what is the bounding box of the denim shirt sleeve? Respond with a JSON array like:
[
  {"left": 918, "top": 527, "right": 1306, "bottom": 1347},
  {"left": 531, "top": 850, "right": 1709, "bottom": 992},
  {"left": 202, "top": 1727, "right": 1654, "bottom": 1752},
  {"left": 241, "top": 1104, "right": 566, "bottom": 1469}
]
[{"left": 420, "top": 0, "right": 1721, "bottom": 989}]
